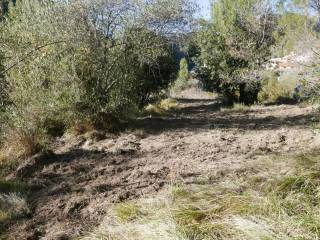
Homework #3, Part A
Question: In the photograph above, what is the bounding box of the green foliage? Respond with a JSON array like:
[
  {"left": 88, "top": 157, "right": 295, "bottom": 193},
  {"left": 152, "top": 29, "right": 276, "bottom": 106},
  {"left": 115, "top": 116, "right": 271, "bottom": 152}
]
[
  {"left": 0, "top": 0, "right": 13, "bottom": 19},
  {"left": 171, "top": 58, "right": 189, "bottom": 92},
  {"left": 178, "top": 58, "right": 189, "bottom": 82},
  {"left": 0, "top": 0, "right": 193, "bottom": 156},
  {"left": 273, "top": 12, "right": 311, "bottom": 56},
  {"left": 114, "top": 203, "right": 142, "bottom": 222},
  {"left": 0, "top": 1, "right": 11, "bottom": 134},
  {"left": 258, "top": 70, "right": 295, "bottom": 103},
  {"left": 0, "top": 51, "right": 7, "bottom": 114},
  {"left": 194, "top": 0, "right": 276, "bottom": 104}
]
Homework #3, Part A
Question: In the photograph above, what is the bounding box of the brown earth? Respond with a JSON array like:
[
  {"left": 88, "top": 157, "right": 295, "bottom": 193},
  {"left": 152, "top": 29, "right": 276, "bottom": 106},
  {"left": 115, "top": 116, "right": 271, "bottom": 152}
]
[{"left": 5, "top": 92, "right": 320, "bottom": 239}]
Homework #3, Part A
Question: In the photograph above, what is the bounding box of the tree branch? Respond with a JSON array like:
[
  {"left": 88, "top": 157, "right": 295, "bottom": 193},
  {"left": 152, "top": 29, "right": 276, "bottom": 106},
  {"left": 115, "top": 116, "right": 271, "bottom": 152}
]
[{"left": 1, "top": 40, "right": 66, "bottom": 75}]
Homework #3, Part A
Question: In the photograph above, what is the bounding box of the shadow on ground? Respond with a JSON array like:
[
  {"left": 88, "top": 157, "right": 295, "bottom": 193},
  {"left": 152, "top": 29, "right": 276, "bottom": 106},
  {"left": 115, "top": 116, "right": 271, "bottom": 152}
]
[
  {"left": 5, "top": 146, "right": 169, "bottom": 239},
  {"left": 133, "top": 98, "right": 317, "bottom": 133},
  {"left": 2, "top": 97, "right": 318, "bottom": 239}
]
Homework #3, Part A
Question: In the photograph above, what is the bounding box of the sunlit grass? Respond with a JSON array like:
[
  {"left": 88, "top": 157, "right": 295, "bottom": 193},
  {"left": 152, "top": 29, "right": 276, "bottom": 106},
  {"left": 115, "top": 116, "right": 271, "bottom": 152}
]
[
  {"left": 81, "top": 151, "right": 320, "bottom": 240},
  {"left": 145, "top": 98, "right": 179, "bottom": 116},
  {"left": 114, "top": 203, "right": 143, "bottom": 222}
]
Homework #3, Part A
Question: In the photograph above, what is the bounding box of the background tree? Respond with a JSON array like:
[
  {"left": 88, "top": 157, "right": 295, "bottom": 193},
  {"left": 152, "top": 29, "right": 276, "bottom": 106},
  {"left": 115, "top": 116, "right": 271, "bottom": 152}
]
[
  {"left": 311, "top": 0, "right": 320, "bottom": 13},
  {"left": 194, "top": 0, "right": 276, "bottom": 104},
  {"left": 172, "top": 57, "right": 189, "bottom": 92}
]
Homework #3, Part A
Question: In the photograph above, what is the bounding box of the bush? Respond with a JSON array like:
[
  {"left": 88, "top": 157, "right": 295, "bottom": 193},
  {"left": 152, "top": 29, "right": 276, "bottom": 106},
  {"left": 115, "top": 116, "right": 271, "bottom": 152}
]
[
  {"left": 273, "top": 11, "right": 314, "bottom": 56},
  {"left": 258, "top": 70, "right": 298, "bottom": 103},
  {"left": 194, "top": 0, "right": 276, "bottom": 104},
  {"left": 293, "top": 60, "right": 320, "bottom": 103},
  {"left": 0, "top": 0, "right": 194, "bottom": 155}
]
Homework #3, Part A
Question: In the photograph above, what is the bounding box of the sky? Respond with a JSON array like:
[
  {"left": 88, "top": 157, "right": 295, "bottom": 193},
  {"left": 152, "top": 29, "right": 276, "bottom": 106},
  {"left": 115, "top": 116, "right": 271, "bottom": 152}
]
[
  {"left": 195, "top": 0, "right": 318, "bottom": 20},
  {"left": 197, "top": 0, "right": 211, "bottom": 19}
]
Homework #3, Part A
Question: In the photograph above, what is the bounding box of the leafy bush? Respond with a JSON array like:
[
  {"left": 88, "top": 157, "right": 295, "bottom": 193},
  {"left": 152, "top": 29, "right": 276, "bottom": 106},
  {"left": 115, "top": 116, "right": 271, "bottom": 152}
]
[
  {"left": 258, "top": 70, "right": 296, "bottom": 103},
  {"left": 293, "top": 60, "right": 320, "bottom": 103},
  {"left": 194, "top": 0, "right": 276, "bottom": 104},
  {"left": 0, "top": 0, "right": 194, "bottom": 156}
]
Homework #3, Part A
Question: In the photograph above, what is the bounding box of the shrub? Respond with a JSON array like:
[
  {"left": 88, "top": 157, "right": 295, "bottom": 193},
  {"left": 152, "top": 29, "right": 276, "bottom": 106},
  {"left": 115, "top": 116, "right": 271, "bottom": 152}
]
[
  {"left": 258, "top": 70, "right": 298, "bottom": 103},
  {"left": 194, "top": 0, "right": 276, "bottom": 104},
  {"left": 3, "top": 128, "right": 47, "bottom": 158},
  {"left": 0, "top": 0, "right": 194, "bottom": 155}
]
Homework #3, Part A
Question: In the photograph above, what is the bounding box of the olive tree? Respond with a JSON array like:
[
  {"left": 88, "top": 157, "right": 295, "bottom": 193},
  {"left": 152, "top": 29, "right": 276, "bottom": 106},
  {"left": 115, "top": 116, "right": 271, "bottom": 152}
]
[{"left": 0, "top": 0, "right": 195, "bottom": 154}]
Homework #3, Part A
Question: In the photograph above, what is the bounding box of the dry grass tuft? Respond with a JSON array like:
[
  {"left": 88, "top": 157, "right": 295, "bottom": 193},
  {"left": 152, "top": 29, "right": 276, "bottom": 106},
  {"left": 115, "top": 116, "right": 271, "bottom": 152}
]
[
  {"left": 159, "top": 99, "right": 179, "bottom": 111},
  {"left": 0, "top": 180, "right": 30, "bottom": 239},
  {"left": 0, "top": 193, "right": 30, "bottom": 219},
  {"left": 145, "top": 98, "right": 178, "bottom": 116},
  {"left": 1, "top": 127, "right": 48, "bottom": 161},
  {"left": 221, "top": 103, "right": 258, "bottom": 112}
]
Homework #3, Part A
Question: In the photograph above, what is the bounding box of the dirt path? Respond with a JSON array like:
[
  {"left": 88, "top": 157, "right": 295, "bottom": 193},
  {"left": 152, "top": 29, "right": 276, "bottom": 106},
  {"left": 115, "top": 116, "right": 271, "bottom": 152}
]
[{"left": 7, "top": 93, "right": 320, "bottom": 239}]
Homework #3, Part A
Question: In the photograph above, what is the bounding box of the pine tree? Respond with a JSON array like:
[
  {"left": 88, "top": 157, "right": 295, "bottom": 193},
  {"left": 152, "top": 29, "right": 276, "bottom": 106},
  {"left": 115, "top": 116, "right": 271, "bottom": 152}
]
[{"left": 195, "top": 0, "right": 276, "bottom": 104}]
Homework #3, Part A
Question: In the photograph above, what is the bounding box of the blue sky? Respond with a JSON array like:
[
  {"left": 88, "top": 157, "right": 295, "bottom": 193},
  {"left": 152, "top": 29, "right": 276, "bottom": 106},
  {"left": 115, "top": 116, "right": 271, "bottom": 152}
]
[
  {"left": 195, "top": 0, "right": 318, "bottom": 19},
  {"left": 197, "top": 0, "right": 211, "bottom": 19}
]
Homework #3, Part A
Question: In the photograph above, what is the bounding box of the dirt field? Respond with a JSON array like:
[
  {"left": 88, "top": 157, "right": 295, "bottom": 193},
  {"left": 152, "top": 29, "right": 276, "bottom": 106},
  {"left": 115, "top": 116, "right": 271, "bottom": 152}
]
[{"left": 4, "top": 90, "right": 320, "bottom": 239}]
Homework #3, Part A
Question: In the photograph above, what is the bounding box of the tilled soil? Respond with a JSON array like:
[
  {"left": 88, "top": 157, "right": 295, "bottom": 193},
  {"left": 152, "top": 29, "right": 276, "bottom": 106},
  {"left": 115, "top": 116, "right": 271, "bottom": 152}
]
[{"left": 6, "top": 94, "right": 320, "bottom": 239}]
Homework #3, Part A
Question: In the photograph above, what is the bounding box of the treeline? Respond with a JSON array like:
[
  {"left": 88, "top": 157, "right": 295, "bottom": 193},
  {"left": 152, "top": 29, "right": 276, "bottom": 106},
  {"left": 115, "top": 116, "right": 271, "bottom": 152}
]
[
  {"left": 0, "top": 0, "right": 194, "bottom": 157},
  {"left": 192, "top": 0, "right": 320, "bottom": 105},
  {"left": 0, "top": 0, "right": 320, "bottom": 158}
]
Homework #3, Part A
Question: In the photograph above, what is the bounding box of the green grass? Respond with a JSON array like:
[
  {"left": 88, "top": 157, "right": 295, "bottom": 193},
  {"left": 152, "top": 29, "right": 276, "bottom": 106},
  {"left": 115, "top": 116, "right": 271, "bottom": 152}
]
[
  {"left": 114, "top": 203, "right": 143, "bottom": 222},
  {"left": 168, "top": 153, "right": 320, "bottom": 239},
  {"left": 0, "top": 148, "right": 32, "bottom": 239}
]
